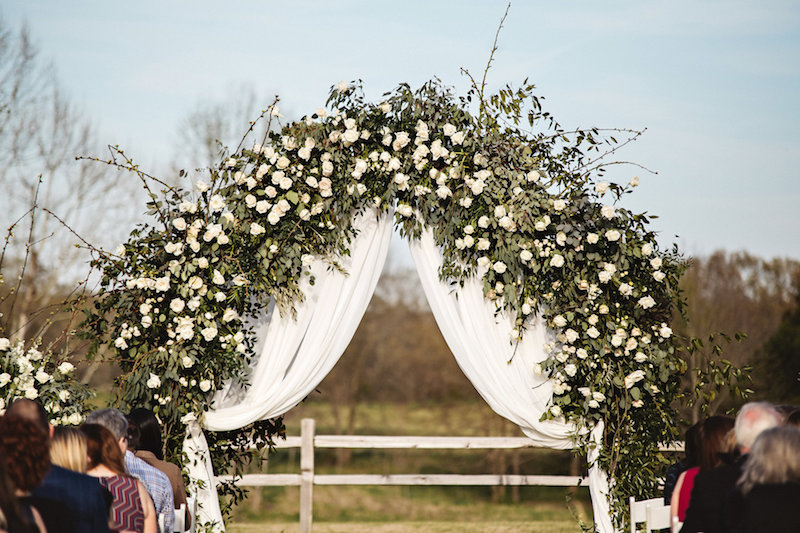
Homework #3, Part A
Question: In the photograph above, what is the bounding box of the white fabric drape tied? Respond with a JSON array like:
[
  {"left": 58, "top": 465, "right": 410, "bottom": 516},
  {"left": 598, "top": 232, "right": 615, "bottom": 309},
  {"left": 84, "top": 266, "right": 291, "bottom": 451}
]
[
  {"left": 184, "top": 209, "right": 393, "bottom": 528},
  {"left": 408, "top": 228, "right": 614, "bottom": 533}
]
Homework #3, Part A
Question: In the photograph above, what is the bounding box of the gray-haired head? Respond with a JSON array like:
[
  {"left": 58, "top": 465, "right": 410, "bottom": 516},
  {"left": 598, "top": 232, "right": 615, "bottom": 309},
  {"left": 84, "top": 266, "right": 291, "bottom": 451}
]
[
  {"left": 85, "top": 408, "right": 128, "bottom": 441},
  {"left": 734, "top": 402, "right": 782, "bottom": 452},
  {"left": 738, "top": 426, "right": 800, "bottom": 494}
]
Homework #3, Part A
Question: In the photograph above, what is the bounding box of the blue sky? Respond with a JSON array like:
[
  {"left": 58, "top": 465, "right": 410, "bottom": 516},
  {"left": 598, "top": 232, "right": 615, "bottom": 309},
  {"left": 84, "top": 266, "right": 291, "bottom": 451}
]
[{"left": 3, "top": 0, "right": 799, "bottom": 260}]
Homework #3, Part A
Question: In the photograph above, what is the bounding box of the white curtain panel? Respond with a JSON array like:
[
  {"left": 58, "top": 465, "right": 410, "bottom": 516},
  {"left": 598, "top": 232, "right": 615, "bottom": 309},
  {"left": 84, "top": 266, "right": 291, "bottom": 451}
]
[
  {"left": 408, "top": 228, "right": 615, "bottom": 533},
  {"left": 184, "top": 208, "right": 393, "bottom": 529}
]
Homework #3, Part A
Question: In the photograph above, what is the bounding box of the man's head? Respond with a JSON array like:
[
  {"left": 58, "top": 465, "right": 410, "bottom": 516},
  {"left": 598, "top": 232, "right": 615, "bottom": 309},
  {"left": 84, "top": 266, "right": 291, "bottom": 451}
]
[
  {"left": 6, "top": 398, "right": 50, "bottom": 438},
  {"left": 85, "top": 408, "right": 129, "bottom": 453},
  {"left": 735, "top": 401, "right": 783, "bottom": 453}
]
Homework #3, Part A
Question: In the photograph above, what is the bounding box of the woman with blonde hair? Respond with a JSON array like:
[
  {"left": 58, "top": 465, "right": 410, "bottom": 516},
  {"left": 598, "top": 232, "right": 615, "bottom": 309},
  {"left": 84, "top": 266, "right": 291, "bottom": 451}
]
[
  {"left": 49, "top": 428, "right": 87, "bottom": 473},
  {"left": 724, "top": 426, "right": 800, "bottom": 532}
]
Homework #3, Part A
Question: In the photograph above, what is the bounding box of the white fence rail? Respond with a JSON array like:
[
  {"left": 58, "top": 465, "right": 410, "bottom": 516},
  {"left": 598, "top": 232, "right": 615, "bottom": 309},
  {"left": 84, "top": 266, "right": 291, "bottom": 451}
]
[
  {"left": 216, "top": 418, "right": 592, "bottom": 533},
  {"left": 216, "top": 418, "right": 682, "bottom": 532}
]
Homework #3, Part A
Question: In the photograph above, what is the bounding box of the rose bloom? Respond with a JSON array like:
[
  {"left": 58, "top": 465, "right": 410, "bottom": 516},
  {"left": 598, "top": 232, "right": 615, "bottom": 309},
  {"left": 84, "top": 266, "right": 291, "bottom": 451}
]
[
  {"left": 172, "top": 218, "right": 187, "bottom": 231},
  {"left": 638, "top": 296, "right": 656, "bottom": 309},
  {"left": 586, "top": 233, "right": 599, "bottom": 244},
  {"left": 601, "top": 205, "right": 615, "bottom": 219},
  {"left": 605, "top": 229, "right": 621, "bottom": 242},
  {"left": 520, "top": 249, "right": 533, "bottom": 262},
  {"left": 552, "top": 315, "right": 567, "bottom": 328},
  {"left": 653, "top": 271, "right": 666, "bottom": 282},
  {"left": 550, "top": 254, "right": 565, "bottom": 268},
  {"left": 492, "top": 261, "right": 507, "bottom": 274},
  {"left": 595, "top": 182, "right": 609, "bottom": 195},
  {"left": 553, "top": 199, "right": 567, "bottom": 211}
]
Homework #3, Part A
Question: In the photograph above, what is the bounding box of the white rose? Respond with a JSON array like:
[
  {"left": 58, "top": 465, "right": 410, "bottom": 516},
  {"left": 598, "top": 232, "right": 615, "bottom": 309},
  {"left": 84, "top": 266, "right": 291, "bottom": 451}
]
[
  {"left": 598, "top": 271, "right": 612, "bottom": 284},
  {"left": 619, "top": 283, "right": 633, "bottom": 297},
  {"left": 214, "top": 292, "right": 226, "bottom": 302},
  {"left": 605, "top": 229, "right": 621, "bottom": 242},
  {"left": 588, "top": 399, "right": 599, "bottom": 409},
  {"left": 397, "top": 204, "right": 413, "bottom": 218},
  {"left": 35, "top": 370, "right": 50, "bottom": 384},
  {"left": 58, "top": 362, "right": 74, "bottom": 374},
  {"left": 451, "top": 131, "right": 465, "bottom": 145},
  {"left": 199, "top": 379, "right": 213, "bottom": 392},
  {"left": 653, "top": 271, "right": 666, "bottom": 282},
  {"left": 139, "top": 303, "right": 152, "bottom": 315},
  {"left": 114, "top": 337, "right": 128, "bottom": 349},
  {"left": 595, "top": 182, "right": 609, "bottom": 195},
  {"left": 638, "top": 296, "right": 656, "bottom": 309},
  {"left": 155, "top": 277, "right": 170, "bottom": 292},
  {"left": 587, "top": 326, "right": 600, "bottom": 339},
  {"left": 0, "top": 338, "right": 10, "bottom": 351},
  {"left": 58, "top": 390, "right": 71, "bottom": 402},
  {"left": 141, "top": 315, "right": 153, "bottom": 328},
  {"left": 250, "top": 222, "right": 266, "bottom": 236},
  {"left": 459, "top": 197, "right": 473, "bottom": 208},
  {"left": 564, "top": 329, "right": 579, "bottom": 344},
  {"left": 586, "top": 233, "right": 599, "bottom": 244},
  {"left": 526, "top": 170, "right": 541, "bottom": 182},
  {"left": 233, "top": 275, "right": 247, "bottom": 286},
  {"left": 601, "top": 205, "right": 616, "bottom": 219},
  {"left": 564, "top": 364, "right": 577, "bottom": 377},
  {"left": 180, "top": 201, "right": 197, "bottom": 213},
  {"left": 378, "top": 102, "right": 391, "bottom": 113},
  {"left": 520, "top": 249, "right": 533, "bottom": 262},
  {"left": 443, "top": 124, "right": 457, "bottom": 137},
  {"left": 629, "top": 176, "right": 640, "bottom": 187},
  {"left": 172, "top": 218, "right": 187, "bottom": 231},
  {"left": 0, "top": 373, "right": 10, "bottom": 387},
  {"left": 550, "top": 254, "right": 565, "bottom": 268},
  {"left": 493, "top": 261, "right": 507, "bottom": 274},
  {"left": 634, "top": 352, "right": 648, "bottom": 363},
  {"left": 223, "top": 308, "right": 239, "bottom": 323},
  {"left": 641, "top": 243, "right": 653, "bottom": 256},
  {"left": 170, "top": 298, "right": 185, "bottom": 313},
  {"left": 196, "top": 180, "right": 209, "bottom": 193},
  {"left": 477, "top": 256, "right": 490, "bottom": 269},
  {"left": 478, "top": 216, "right": 490, "bottom": 229},
  {"left": 553, "top": 199, "right": 567, "bottom": 212},
  {"left": 212, "top": 270, "right": 225, "bottom": 285},
  {"left": 659, "top": 325, "right": 673, "bottom": 338},
  {"left": 209, "top": 195, "right": 226, "bottom": 212},
  {"left": 182, "top": 356, "right": 194, "bottom": 368},
  {"left": 624, "top": 370, "right": 646, "bottom": 389},
  {"left": 245, "top": 194, "right": 257, "bottom": 208},
  {"left": 201, "top": 326, "right": 218, "bottom": 342},
  {"left": 188, "top": 276, "right": 203, "bottom": 290},
  {"left": 25, "top": 388, "right": 38, "bottom": 400},
  {"left": 550, "top": 405, "right": 562, "bottom": 417},
  {"left": 146, "top": 373, "right": 161, "bottom": 389},
  {"left": 650, "top": 257, "right": 663, "bottom": 269},
  {"left": 198, "top": 257, "right": 209, "bottom": 268}
]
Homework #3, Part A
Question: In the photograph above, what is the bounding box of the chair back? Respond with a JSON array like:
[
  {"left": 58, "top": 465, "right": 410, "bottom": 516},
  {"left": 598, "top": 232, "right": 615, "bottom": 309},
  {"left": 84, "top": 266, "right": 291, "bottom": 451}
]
[
  {"left": 646, "top": 503, "right": 671, "bottom": 532},
  {"left": 671, "top": 515, "right": 683, "bottom": 533},
  {"left": 629, "top": 496, "right": 664, "bottom": 533},
  {"left": 173, "top": 503, "right": 187, "bottom": 532}
]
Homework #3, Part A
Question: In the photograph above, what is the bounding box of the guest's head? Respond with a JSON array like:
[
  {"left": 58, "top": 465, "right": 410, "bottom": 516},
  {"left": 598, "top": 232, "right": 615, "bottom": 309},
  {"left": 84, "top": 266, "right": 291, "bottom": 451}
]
[
  {"left": 85, "top": 408, "right": 129, "bottom": 452},
  {"left": 684, "top": 421, "right": 702, "bottom": 467},
  {"left": 738, "top": 426, "right": 800, "bottom": 494},
  {"left": 786, "top": 409, "right": 800, "bottom": 429},
  {"left": 5, "top": 398, "right": 50, "bottom": 438},
  {"left": 125, "top": 417, "right": 141, "bottom": 452},
  {"left": 734, "top": 402, "right": 783, "bottom": 453},
  {"left": 698, "top": 415, "right": 735, "bottom": 470},
  {"left": 0, "top": 415, "right": 51, "bottom": 492},
  {"left": 50, "top": 426, "right": 88, "bottom": 473},
  {"left": 80, "top": 423, "right": 126, "bottom": 476},
  {"left": 128, "top": 408, "right": 164, "bottom": 460}
]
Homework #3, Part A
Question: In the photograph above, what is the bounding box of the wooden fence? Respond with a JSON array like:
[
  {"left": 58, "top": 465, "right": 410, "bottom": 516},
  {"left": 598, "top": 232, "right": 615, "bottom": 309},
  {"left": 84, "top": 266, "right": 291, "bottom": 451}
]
[{"left": 217, "top": 418, "right": 594, "bottom": 533}]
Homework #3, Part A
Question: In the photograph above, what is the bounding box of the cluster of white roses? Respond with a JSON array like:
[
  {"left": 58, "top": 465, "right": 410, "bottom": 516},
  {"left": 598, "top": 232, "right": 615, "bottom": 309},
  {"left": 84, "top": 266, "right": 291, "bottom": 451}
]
[{"left": 0, "top": 338, "right": 85, "bottom": 425}]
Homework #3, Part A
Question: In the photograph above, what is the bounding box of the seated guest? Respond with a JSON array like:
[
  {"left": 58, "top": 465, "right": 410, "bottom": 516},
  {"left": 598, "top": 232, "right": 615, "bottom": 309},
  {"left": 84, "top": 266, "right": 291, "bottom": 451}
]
[
  {"left": 6, "top": 399, "right": 110, "bottom": 533},
  {"left": 86, "top": 409, "right": 173, "bottom": 533},
  {"left": 0, "top": 448, "right": 39, "bottom": 533},
  {"left": 681, "top": 402, "right": 783, "bottom": 533},
  {"left": 724, "top": 426, "right": 800, "bottom": 532},
  {"left": 670, "top": 416, "right": 733, "bottom": 524},
  {"left": 81, "top": 424, "right": 157, "bottom": 533},
  {"left": 0, "top": 415, "right": 52, "bottom": 533},
  {"left": 128, "top": 409, "right": 188, "bottom": 527},
  {"left": 49, "top": 427, "right": 88, "bottom": 473},
  {"left": 664, "top": 422, "right": 700, "bottom": 503}
]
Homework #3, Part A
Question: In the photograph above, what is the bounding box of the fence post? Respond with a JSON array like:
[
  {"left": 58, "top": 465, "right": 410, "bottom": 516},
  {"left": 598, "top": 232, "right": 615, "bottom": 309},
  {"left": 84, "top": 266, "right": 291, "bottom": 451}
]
[{"left": 299, "top": 418, "right": 315, "bottom": 533}]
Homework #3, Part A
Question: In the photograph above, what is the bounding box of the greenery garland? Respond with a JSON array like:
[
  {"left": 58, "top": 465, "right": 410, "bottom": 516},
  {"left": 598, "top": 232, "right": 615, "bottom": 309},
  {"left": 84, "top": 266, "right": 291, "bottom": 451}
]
[{"left": 80, "top": 78, "right": 685, "bottom": 530}]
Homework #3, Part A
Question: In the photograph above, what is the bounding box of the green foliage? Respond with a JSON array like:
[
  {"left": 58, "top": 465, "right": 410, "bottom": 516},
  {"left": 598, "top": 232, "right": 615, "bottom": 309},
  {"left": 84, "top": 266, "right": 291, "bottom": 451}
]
[
  {"left": 755, "top": 282, "right": 800, "bottom": 403},
  {"left": 79, "top": 77, "right": 691, "bottom": 530}
]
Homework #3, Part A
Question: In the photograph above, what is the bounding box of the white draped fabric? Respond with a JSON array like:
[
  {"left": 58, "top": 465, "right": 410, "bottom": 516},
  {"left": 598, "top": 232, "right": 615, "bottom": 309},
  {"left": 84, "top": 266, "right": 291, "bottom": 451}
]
[
  {"left": 408, "top": 228, "right": 613, "bottom": 533},
  {"left": 184, "top": 209, "right": 394, "bottom": 528},
  {"left": 182, "top": 211, "right": 615, "bottom": 532}
]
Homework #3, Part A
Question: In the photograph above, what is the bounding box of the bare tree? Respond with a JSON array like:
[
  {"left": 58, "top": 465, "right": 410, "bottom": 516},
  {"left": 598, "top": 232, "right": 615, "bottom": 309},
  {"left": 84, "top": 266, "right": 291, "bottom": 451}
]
[{"left": 0, "top": 20, "right": 135, "bottom": 340}]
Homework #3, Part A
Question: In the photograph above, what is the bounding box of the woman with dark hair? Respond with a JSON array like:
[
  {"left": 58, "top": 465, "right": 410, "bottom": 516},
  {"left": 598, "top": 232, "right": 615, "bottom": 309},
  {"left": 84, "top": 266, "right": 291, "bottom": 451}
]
[
  {"left": 0, "top": 447, "right": 38, "bottom": 533},
  {"left": 724, "top": 426, "right": 800, "bottom": 532},
  {"left": 663, "top": 422, "right": 700, "bottom": 502},
  {"left": 670, "top": 415, "right": 734, "bottom": 524},
  {"left": 127, "top": 409, "right": 187, "bottom": 523},
  {"left": 80, "top": 424, "right": 156, "bottom": 533}
]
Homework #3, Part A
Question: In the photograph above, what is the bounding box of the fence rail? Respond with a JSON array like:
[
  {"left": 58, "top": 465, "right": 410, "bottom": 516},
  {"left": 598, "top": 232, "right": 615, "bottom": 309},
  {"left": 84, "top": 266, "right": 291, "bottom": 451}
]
[{"left": 216, "top": 418, "right": 681, "bottom": 533}]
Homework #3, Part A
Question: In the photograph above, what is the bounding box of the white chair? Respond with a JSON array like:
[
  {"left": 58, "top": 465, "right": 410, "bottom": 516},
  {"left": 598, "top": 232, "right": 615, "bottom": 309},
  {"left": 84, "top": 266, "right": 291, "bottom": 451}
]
[
  {"left": 645, "top": 503, "right": 671, "bottom": 532},
  {"left": 671, "top": 516, "right": 683, "bottom": 533},
  {"left": 630, "top": 496, "right": 664, "bottom": 533},
  {"left": 173, "top": 503, "right": 186, "bottom": 532},
  {"left": 186, "top": 495, "right": 197, "bottom": 533}
]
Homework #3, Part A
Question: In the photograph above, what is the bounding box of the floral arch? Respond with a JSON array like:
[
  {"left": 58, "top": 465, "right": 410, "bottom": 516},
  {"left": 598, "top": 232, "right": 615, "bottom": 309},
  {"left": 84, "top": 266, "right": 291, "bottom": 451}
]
[{"left": 82, "top": 79, "right": 684, "bottom": 532}]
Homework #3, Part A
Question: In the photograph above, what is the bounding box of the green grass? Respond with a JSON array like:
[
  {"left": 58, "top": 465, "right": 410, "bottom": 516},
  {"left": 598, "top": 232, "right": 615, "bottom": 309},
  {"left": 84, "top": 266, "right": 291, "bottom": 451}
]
[{"left": 227, "top": 401, "right": 593, "bottom": 532}]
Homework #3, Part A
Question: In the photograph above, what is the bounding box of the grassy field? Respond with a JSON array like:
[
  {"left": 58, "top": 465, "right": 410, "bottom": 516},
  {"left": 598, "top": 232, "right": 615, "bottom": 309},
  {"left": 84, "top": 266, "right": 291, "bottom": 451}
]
[{"left": 226, "top": 401, "right": 593, "bottom": 532}]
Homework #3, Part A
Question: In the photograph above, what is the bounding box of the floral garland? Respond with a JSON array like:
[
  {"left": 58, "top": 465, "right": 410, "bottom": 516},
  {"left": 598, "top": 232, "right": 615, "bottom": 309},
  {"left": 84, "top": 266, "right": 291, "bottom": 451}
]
[
  {"left": 81, "top": 79, "right": 685, "bottom": 529},
  {"left": 0, "top": 337, "right": 93, "bottom": 423}
]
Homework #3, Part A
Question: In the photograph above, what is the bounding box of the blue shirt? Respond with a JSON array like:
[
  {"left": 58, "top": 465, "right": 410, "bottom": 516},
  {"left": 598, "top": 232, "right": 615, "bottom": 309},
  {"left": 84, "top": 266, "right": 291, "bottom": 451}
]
[
  {"left": 33, "top": 465, "right": 111, "bottom": 533},
  {"left": 126, "top": 450, "right": 174, "bottom": 533}
]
